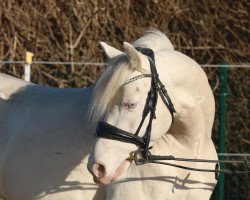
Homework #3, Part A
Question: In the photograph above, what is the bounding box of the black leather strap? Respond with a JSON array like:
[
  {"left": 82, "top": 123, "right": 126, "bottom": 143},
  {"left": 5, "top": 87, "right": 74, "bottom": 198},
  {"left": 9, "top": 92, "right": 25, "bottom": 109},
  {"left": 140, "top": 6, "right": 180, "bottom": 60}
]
[
  {"left": 136, "top": 47, "right": 176, "bottom": 123},
  {"left": 95, "top": 122, "right": 145, "bottom": 147}
]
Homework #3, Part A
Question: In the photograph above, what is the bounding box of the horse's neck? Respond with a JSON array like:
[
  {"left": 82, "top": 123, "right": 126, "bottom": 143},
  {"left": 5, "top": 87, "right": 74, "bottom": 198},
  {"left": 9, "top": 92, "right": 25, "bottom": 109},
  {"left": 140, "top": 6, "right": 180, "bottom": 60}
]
[{"left": 154, "top": 107, "right": 209, "bottom": 157}]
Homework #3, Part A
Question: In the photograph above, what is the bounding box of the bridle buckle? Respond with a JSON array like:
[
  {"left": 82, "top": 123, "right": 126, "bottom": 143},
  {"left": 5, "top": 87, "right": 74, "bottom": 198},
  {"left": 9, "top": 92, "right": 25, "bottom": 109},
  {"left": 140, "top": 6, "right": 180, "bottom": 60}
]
[
  {"left": 130, "top": 150, "right": 146, "bottom": 165},
  {"left": 130, "top": 148, "right": 152, "bottom": 165}
]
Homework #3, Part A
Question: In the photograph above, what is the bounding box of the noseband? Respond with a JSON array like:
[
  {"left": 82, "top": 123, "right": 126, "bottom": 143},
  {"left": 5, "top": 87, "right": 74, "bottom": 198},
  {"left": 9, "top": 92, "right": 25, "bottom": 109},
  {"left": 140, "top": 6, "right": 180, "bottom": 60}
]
[{"left": 95, "top": 47, "right": 250, "bottom": 179}]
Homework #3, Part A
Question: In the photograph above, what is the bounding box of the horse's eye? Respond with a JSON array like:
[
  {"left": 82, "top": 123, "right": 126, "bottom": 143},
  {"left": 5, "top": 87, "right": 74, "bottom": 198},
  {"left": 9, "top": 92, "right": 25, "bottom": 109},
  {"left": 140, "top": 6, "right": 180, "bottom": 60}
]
[{"left": 123, "top": 101, "right": 138, "bottom": 110}]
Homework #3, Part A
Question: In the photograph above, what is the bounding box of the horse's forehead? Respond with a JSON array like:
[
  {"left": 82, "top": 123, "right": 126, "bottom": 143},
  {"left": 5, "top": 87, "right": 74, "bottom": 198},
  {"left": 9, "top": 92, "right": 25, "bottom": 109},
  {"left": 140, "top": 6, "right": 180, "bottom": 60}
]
[{"left": 123, "top": 72, "right": 151, "bottom": 90}]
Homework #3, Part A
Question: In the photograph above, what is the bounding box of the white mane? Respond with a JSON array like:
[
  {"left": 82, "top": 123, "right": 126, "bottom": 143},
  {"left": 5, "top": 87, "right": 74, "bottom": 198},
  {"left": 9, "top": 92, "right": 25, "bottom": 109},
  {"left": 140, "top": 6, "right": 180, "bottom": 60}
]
[
  {"left": 88, "top": 55, "right": 131, "bottom": 124},
  {"left": 89, "top": 30, "right": 174, "bottom": 124}
]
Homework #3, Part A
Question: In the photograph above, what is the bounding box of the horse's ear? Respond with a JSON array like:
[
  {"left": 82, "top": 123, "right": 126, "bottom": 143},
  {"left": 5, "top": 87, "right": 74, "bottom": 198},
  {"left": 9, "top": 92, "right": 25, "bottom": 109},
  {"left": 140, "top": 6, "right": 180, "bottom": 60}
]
[
  {"left": 100, "top": 42, "right": 123, "bottom": 60},
  {"left": 123, "top": 42, "right": 142, "bottom": 70}
]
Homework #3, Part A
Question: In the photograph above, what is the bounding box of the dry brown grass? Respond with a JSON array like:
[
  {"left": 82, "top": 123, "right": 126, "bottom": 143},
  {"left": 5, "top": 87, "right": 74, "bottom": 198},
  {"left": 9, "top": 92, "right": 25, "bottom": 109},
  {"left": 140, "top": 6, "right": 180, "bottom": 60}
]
[{"left": 0, "top": 0, "right": 249, "bottom": 87}]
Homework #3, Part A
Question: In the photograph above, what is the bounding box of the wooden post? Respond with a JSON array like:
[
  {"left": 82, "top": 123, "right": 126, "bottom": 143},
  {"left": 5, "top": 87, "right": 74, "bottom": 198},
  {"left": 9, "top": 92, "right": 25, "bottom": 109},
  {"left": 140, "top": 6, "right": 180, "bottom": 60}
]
[{"left": 24, "top": 51, "right": 33, "bottom": 82}]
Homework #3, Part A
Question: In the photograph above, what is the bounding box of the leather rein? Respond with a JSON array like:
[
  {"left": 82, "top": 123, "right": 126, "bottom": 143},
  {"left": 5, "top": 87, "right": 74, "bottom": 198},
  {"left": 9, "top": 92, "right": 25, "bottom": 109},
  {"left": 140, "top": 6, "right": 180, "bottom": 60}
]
[{"left": 95, "top": 47, "right": 250, "bottom": 180}]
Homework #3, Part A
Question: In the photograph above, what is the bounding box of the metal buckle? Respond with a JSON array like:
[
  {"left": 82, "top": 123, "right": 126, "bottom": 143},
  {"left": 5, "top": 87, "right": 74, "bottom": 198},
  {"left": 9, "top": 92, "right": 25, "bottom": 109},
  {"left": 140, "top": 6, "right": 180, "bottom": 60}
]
[
  {"left": 129, "top": 148, "right": 152, "bottom": 165},
  {"left": 129, "top": 150, "right": 146, "bottom": 165}
]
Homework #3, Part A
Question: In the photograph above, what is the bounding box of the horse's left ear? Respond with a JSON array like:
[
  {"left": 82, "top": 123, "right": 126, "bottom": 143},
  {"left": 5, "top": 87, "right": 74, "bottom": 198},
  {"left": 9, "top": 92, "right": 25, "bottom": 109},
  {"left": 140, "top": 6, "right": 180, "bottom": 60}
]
[
  {"left": 123, "top": 42, "right": 142, "bottom": 70},
  {"left": 100, "top": 42, "right": 123, "bottom": 60}
]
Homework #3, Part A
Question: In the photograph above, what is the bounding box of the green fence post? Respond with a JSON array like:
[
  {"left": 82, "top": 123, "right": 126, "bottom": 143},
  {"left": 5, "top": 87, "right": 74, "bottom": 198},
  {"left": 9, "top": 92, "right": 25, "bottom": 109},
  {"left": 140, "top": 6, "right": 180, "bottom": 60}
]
[{"left": 218, "top": 64, "right": 228, "bottom": 200}]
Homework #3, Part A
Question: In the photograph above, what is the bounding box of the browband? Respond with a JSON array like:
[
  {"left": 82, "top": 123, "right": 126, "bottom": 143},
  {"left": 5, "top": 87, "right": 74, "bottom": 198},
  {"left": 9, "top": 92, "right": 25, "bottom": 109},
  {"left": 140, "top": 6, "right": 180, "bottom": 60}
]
[{"left": 123, "top": 74, "right": 152, "bottom": 86}]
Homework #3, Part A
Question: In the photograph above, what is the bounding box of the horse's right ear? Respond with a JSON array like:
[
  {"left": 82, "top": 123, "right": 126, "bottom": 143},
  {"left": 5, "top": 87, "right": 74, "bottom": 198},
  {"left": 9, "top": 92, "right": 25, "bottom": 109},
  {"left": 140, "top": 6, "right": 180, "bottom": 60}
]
[{"left": 100, "top": 42, "right": 123, "bottom": 60}]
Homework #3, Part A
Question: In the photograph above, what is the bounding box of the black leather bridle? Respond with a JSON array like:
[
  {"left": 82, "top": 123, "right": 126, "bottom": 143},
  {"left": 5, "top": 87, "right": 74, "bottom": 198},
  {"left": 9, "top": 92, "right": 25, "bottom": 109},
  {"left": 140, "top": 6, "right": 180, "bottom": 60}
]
[{"left": 95, "top": 47, "right": 249, "bottom": 180}]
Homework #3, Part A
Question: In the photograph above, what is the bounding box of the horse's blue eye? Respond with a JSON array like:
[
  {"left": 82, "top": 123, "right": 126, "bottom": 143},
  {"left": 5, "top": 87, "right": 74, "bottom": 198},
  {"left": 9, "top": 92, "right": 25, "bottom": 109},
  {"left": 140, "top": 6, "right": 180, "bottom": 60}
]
[{"left": 124, "top": 101, "right": 137, "bottom": 109}]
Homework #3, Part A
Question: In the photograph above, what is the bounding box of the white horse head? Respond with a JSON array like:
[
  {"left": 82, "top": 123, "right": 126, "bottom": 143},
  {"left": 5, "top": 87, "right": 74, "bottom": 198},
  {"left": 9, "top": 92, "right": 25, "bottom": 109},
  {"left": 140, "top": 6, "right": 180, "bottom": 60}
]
[{"left": 88, "top": 30, "right": 217, "bottom": 199}]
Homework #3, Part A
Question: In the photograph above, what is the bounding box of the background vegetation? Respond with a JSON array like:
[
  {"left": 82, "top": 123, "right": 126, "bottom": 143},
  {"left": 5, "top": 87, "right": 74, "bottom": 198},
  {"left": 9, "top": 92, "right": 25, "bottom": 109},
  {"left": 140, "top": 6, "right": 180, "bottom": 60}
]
[{"left": 0, "top": 0, "right": 249, "bottom": 199}]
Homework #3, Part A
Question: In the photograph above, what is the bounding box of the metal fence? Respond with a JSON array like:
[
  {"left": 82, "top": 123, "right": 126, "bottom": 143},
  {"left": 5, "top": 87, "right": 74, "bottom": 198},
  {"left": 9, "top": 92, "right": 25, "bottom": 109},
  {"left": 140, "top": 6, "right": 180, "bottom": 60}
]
[
  {"left": 209, "top": 65, "right": 250, "bottom": 200},
  {"left": 0, "top": 60, "right": 249, "bottom": 200}
]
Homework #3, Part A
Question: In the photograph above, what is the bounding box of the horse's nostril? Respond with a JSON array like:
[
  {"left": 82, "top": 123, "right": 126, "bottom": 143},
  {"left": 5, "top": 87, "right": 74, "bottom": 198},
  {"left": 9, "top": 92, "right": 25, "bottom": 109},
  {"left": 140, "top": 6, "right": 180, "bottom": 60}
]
[{"left": 92, "top": 163, "right": 106, "bottom": 180}]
